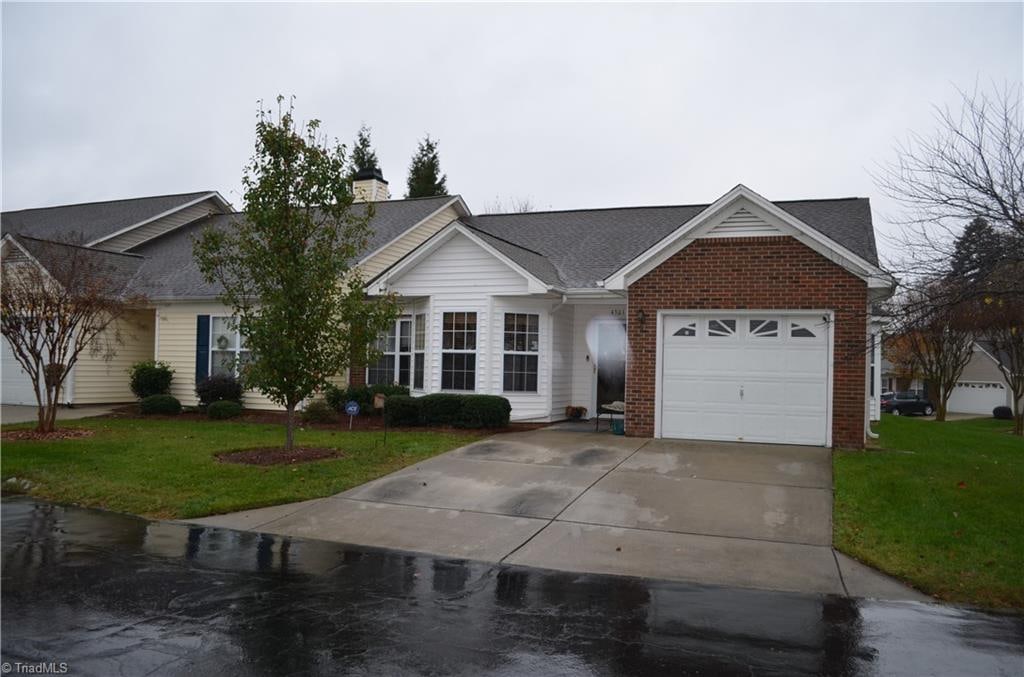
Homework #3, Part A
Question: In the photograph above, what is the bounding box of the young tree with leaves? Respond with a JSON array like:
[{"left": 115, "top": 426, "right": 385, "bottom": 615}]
[
  {"left": 405, "top": 134, "right": 448, "bottom": 198},
  {"left": 1, "top": 238, "right": 142, "bottom": 432},
  {"left": 194, "top": 97, "right": 400, "bottom": 451},
  {"left": 347, "top": 123, "right": 380, "bottom": 180}
]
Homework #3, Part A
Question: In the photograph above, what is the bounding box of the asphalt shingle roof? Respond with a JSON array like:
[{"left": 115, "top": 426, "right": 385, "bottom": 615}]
[
  {"left": 464, "top": 197, "right": 878, "bottom": 288},
  {"left": 129, "top": 196, "right": 457, "bottom": 299},
  {"left": 10, "top": 235, "right": 145, "bottom": 297},
  {"left": 1, "top": 191, "right": 216, "bottom": 245}
]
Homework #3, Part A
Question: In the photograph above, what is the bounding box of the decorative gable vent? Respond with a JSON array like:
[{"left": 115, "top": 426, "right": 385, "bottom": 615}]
[{"left": 702, "top": 207, "right": 780, "bottom": 238}]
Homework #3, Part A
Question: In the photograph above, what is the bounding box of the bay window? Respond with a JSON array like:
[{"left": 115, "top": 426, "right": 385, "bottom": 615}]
[
  {"left": 502, "top": 313, "right": 539, "bottom": 392},
  {"left": 414, "top": 313, "right": 426, "bottom": 390},
  {"left": 441, "top": 311, "right": 476, "bottom": 391},
  {"left": 367, "top": 317, "right": 417, "bottom": 387}
]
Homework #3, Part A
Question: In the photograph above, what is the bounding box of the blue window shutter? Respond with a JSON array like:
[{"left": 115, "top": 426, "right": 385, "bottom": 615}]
[{"left": 195, "top": 315, "right": 210, "bottom": 383}]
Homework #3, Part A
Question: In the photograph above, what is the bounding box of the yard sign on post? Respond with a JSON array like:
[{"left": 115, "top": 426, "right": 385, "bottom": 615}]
[{"left": 345, "top": 400, "right": 360, "bottom": 430}]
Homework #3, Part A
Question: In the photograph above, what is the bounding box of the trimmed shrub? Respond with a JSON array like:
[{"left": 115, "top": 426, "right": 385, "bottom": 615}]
[
  {"left": 456, "top": 395, "right": 512, "bottom": 429},
  {"left": 384, "top": 395, "right": 422, "bottom": 426},
  {"left": 993, "top": 406, "right": 1013, "bottom": 420},
  {"left": 128, "top": 360, "right": 174, "bottom": 399},
  {"left": 327, "top": 383, "right": 411, "bottom": 414},
  {"left": 324, "top": 384, "right": 347, "bottom": 412},
  {"left": 418, "top": 393, "right": 464, "bottom": 426},
  {"left": 196, "top": 374, "right": 244, "bottom": 407},
  {"left": 207, "top": 400, "right": 243, "bottom": 420},
  {"left": 140, "top": 394, "right": 181, "bottom": 415},
  {"left": 301, "top": 399, "right": 337, "bottom": 424}
]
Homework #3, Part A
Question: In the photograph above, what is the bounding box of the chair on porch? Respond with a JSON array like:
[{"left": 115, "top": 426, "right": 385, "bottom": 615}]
[{"left": 595, "top": 400, "right": 626, "bottom": 433}]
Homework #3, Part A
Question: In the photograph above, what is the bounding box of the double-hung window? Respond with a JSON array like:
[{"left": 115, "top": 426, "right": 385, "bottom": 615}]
[
  {"left": 368, "top": 317, "right": 416, "bottom": 387},
  {"left": 210, "top": 316, "right": 251, "bottom": 377},
  {"left": 441, "top": 312, "right": 476, "bottom": 391},
  {"left": 503, "top": 313, "right": 539, "bottom": 392}
]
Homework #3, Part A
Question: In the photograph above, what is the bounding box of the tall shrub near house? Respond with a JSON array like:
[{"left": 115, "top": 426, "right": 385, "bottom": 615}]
[{"left": 194, "top": 96, "right": 400, "bottom": 451}]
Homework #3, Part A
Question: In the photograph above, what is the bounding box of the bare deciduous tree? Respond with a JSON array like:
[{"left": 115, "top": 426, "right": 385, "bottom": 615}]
[
  {"left": 1, "top": 237, "right": 143, "bottom": 432},
  {"left": 482, "top": 195, "right": 536, "bottom": 214},
  {"left": 976, "top": 296, "right": 1024, "bottom": 435},
  {"left": 889, "top": 285, "right": 976, "bottom": 421},
  {"left": 875, "top": 84, "right": 1024, "bottom": 301}
]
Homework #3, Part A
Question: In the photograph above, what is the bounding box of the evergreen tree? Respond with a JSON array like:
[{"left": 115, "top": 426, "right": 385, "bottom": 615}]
[
  {"left": 405, "top": 134, "right": 448, "bottom": 197},
  {"left": 348, "top": 124, "right": 380, "bottom": 179},
  {"left": 948, "top": 217, "right": 1003, "bottom": 284}
]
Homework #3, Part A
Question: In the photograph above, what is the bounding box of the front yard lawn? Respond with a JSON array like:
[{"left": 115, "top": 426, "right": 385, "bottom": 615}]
[
  {"left": 834, "top": 415, "right": 1023, "bottom": 609},
  {"left": 1, "top": 417, "right": 482, "bottom": 519}
]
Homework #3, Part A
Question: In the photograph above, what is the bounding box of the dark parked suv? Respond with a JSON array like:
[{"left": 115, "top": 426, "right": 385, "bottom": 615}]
[{"left": 881, "top": 391, "right": 935, "bottom": 416}]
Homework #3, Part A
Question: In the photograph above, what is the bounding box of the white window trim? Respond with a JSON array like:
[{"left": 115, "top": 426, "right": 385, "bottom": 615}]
[
  {"left": 440, "top": 311, "right": 478, "bottom": 392},
  {"left": 501, "top": 311, "right": 540, "bottom": 393},
  {"left": 210, "top": 316, "right": 250, "bottom": 378},
  {"left": 413, "top": 312, "right": 427, "bottom": 392},
  {"left": 367, "top": 315, "right": 418, "bottom": 388}
]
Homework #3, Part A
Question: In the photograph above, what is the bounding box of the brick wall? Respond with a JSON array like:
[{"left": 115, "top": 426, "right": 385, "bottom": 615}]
[{"left": 625, "top": 236, "right": 868, "bottom": 448}]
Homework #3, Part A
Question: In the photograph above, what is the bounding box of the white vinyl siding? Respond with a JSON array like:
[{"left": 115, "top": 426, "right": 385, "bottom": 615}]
[
  {"left": 549, "top": 304, "right": 574, "bottom": 418},
  {"left": 71, "top": 309, "right": 156, "bottom": 404},
  {"left": 95, "top": 199, "right": 223, "bottom": 252}
]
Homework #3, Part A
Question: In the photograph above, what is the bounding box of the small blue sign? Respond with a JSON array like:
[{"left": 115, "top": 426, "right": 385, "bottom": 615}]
[{"left": 344, "top": 401, "right": 360, "bottom": 417}]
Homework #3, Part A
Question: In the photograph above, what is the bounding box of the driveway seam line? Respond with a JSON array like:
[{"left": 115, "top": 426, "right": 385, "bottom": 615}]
[
  {"left": 610, "top": 471, "right": 831, "bottom": 491},
  {"left": 497, "top": 438, "right": 654, "bottom": 565},
  {"left": 831, "top": 548, "right": 850, "bottom": 597},
  {"left": 330, "top": 495, "right": 553, "bottom": 521},
  {"left": 549, "top": 516, "right": 833, "bottom": 548}
]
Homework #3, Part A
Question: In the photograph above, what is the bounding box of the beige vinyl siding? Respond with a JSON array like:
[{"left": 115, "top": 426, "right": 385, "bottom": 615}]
[
  {"left": 154, "top": 302, "right": 347, "bottom": 410},
  {"left": 358, "top": 205, "right": 459, "bottom": 280},
  {"left": 96, "top": 199, "right": 222, "bottom": 252},
  {"left": 156, "top": 302, "right": 277, "bottom": 409},
  {"left": 72, "top": 309, "right": 156, "bottom": 404},
  {"left": 961, "top": 345, "right": 1007, "bottom": 382}
]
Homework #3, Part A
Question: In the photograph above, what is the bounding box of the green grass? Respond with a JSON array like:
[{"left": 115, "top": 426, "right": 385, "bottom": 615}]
[
  {"left": 1, "top": 417, "right": 481, "bottom": 519},
  {"left": 834, "top": 415, "right": 1024, "bottom": 608}
]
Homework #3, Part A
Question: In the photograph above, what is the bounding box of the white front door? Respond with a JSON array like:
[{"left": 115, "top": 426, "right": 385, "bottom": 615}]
[{"left": 659, "top": 313, "right": 830, "bottom": 446}]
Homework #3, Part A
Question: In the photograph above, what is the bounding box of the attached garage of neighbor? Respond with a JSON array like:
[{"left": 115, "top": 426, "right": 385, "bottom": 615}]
[
  {"left": 1, "top": 339, "right": 41, "bottom": 405},
  {"left": 947, "top": 381, "right": 1009, "bottom": 416},
  {"left": 657, "top": 312, "right": 831, "bottom": 446}
]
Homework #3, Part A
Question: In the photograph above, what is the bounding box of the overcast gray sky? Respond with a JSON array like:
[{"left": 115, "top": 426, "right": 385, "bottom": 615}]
[{"left": 2, "top": 2, "right": 1021, "bottom": 263}]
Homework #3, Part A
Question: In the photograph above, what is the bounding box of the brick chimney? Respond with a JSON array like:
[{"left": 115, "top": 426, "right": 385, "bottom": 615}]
[{"left": 352, "top": 166, "right": 391, "bottom": 202}]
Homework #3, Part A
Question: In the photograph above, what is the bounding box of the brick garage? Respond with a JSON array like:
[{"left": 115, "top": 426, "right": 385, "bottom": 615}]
[{"left": 624, "top": 236, "right": 868, "bottom": 448}]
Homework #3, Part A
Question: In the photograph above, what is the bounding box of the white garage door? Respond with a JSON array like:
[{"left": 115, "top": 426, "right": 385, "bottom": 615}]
[
  {"left": 1, "top": 339, "right": 41, "bottom": 405},
  {"left": 659, "top": 313, "right": 830, "bottom": 446},
  {"left": 947, "top": 381, "right": 1007, "bottom": 415}
]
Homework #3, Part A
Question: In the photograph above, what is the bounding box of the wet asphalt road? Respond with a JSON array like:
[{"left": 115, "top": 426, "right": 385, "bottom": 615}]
[{"left": 1, "top": 498, "right": 1022, "bottom": 677}]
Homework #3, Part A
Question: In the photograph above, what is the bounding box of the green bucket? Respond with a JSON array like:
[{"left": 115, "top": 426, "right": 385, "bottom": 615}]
[{"left": 610, "top": 418, "right": 625, "bottom": 435}]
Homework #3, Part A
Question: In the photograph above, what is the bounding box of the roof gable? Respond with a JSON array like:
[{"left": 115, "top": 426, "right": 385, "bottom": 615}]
[{"left": 1, "top": 191, "right": 226, "bottom": 245}]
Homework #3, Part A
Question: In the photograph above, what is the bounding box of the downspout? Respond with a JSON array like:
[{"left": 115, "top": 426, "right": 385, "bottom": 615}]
[{"left": 866, "top": 329, "right": 878, "bottom": 441}]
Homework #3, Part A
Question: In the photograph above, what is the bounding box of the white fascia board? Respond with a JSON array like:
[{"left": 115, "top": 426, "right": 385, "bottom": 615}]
[
  {"left": 356, "top": 196, "right": 463, "bottom": 266},
  {"left": 85, "top": 192, "right": 228, "bottom": 247},
  {"left": 367, "top": 221, "right": 556, "bottom": 295},
  {"left": 603, "top": 184, "right": 890, "bottom": 290}
]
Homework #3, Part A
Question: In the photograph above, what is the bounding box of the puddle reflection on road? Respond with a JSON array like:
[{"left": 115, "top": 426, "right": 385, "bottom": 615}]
[{"left": 2, "top": 498, "right": 1021, "bottom": 676}]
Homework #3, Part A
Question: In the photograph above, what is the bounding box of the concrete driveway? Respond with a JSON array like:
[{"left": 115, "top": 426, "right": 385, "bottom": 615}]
[
  {"left": 190, "top": 428, "right": 927, "bottom": 601},
  {"left": 1, "top": 404, "right": 115, "bottom": 424}
]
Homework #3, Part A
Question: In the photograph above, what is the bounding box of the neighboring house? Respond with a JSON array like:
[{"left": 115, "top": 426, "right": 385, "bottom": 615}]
[
  {"left": 2, "top": 179, "right": 892, "bottom": 448},
  {"left": 879, "top": 342, "right": 1016, "bottom": 415}
]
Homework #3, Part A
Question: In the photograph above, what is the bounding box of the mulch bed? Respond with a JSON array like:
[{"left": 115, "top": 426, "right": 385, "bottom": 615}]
[
  {"left": 216, "top": 446, "right": 342, "bottom": 466},
  {"left": 2, "top": 428, "right": 95, "bottom": 442},
  {"left": 107, "top": 404, "right": 550, "bottom": 435}
]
